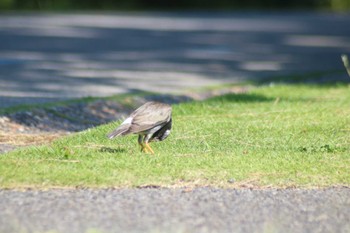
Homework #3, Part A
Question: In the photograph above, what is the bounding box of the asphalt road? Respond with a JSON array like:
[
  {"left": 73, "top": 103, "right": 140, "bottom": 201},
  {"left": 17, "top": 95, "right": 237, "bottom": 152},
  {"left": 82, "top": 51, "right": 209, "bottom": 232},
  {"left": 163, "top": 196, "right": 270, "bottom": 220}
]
[
  {"left": 1, "top": 188, "right": 349, "bottom": 233},
  {"left": 1, "top": 12, "right": 350, "bottom": 108}
]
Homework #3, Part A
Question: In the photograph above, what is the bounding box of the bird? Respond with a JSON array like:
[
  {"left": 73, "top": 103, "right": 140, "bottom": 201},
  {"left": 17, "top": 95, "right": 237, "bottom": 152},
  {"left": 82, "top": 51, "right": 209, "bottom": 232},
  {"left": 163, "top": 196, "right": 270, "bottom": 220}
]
[{"left": 107, "top": 101, "right": 172, "bottom": 154}]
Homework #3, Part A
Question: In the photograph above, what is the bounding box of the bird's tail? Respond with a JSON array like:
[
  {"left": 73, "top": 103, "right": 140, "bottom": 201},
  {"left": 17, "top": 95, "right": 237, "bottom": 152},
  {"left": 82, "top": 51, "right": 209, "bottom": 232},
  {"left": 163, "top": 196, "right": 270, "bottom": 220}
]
[{"left": 107, "top": 124, "right": 130, "bottom": 139}]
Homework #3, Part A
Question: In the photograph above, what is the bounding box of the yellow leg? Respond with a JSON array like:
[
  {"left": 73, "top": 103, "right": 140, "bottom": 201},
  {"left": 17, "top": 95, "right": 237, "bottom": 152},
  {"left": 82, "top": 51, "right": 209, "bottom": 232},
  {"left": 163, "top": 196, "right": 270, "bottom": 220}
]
[
  {"left": 144, "top": 143, "right": 154, "bottom": 154},
  {"left": 139, "top": 142, "right": 152, "bottom": 153}
]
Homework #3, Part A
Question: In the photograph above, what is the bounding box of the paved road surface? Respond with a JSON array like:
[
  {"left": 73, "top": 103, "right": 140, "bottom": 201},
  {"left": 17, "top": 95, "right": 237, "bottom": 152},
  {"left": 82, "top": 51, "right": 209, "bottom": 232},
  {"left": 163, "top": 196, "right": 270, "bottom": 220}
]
[
  {"left": 1, "top": 12, "right": 350, "bottom": 108},
  {"left": 1, "top": 188, "right": 349, "bottom": 233}
]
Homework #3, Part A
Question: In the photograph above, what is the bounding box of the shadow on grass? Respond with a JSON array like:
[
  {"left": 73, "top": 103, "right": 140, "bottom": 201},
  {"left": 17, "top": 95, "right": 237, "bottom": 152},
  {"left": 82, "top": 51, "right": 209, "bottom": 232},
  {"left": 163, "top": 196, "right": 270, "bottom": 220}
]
[
  {"left": 99, "top": 146, "right": 126, "bottom": 154},
  {"left": 207, "top": 93, "right": 273, "bottom": 103},
  {"left": 254, "top": 70, "right": 349, "bottom": 86}
]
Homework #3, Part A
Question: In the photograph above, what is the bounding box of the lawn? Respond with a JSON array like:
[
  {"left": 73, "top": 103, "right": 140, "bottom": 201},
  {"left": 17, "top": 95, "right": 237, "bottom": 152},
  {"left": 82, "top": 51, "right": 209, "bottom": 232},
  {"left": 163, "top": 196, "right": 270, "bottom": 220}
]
[{"left": 1, "top": 84, "right": 349, "bottom": 189}]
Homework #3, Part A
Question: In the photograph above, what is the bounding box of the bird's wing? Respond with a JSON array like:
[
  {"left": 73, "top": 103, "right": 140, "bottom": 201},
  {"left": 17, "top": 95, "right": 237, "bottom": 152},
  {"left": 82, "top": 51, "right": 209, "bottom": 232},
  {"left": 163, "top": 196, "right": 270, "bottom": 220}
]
[
  {"left": 129, "top": 103, "right": 172, "bottom": 133},
  {"left": 106, "top": 117, "right": 132, "bottom": 138}
]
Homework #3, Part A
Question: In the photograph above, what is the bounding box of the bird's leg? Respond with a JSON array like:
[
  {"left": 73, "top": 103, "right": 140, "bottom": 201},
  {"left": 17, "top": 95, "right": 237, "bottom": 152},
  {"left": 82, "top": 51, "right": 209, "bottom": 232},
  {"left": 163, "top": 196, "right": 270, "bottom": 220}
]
[
  {"left": 143, "top": 135, "right": 154, "bottom": 154},
  {"left": 139, "top": 135, "right": 152, "bottom": 153},
  {"left": 138, "top": 135, "right": 146, "bottom": 152},
  {"left": 144, "top": 143, "right": 154, "bottom": 154}
]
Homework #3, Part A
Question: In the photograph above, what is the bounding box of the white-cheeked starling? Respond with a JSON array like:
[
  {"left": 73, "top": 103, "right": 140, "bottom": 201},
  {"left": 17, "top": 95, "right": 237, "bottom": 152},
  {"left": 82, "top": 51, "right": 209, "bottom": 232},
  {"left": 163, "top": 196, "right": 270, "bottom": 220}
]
[{"left": 107, "top": 101, "right": 172, "bottom": 154}]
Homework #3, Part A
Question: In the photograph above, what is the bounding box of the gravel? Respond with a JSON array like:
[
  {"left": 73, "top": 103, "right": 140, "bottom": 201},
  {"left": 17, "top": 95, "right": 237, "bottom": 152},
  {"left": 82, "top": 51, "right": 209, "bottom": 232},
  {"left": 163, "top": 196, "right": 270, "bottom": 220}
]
[{"left": 1, "top": 187, "right": 349, "bottom": 233}]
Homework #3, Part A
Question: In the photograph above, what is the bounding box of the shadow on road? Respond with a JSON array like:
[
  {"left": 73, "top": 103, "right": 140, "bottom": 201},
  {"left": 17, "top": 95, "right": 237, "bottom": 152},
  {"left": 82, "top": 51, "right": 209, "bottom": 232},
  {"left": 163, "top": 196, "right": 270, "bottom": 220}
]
[{"left": 0, "top": 12, "right": 350, "bottom": 108}]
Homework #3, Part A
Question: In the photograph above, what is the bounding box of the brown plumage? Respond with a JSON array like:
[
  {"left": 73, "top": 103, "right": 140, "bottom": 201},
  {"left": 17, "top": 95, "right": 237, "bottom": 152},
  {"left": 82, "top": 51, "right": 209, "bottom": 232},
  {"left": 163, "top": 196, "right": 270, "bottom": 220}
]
[{"left": 107, "top": 101, "right": 172, "bottom": 154}]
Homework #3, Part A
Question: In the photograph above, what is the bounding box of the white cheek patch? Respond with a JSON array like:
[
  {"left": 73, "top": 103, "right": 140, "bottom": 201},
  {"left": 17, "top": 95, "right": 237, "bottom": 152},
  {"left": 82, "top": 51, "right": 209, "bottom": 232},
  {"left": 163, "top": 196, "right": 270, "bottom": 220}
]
[{"left": 121, "top": 117, "right": 133, "bottom": 125}]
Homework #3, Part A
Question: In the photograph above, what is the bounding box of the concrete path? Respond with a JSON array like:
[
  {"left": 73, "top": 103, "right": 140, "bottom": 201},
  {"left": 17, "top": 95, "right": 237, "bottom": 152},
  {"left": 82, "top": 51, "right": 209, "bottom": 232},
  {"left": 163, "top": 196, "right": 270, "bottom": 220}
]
[
  {"left": 1, "top": 188, "right": 349, "bottom": 233},
  {"left": 1, "top": 12, "right": 350, "bottom": 108}
]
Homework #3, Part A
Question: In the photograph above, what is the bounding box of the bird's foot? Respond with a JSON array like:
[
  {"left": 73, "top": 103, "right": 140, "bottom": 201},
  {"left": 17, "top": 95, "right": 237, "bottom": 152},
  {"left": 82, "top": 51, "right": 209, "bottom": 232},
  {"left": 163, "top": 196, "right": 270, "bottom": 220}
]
[
  {"left": 144, "top": 143, "right": 154, "bottom": 154},
  {"left": 139, "top": 143, "right": 153, "bottom": 154}
]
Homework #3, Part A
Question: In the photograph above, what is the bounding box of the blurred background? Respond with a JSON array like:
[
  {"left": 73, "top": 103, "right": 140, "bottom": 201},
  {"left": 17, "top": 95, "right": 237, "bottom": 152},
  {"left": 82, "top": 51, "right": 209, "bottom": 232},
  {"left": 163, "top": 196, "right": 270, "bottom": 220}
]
[
  {"left": 1, "top": 0, "right": 350, "bottom": 11},
  {"left": 0, "top": 0, "right": 350, "bottom": 108}
]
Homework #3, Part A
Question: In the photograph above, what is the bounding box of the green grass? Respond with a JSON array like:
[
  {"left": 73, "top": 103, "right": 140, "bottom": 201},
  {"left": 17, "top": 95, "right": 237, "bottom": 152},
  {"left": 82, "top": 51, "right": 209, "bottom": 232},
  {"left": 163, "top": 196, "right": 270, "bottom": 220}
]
[{"left": 1, "top": 84, "right": 350, "bottom": 189}]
